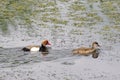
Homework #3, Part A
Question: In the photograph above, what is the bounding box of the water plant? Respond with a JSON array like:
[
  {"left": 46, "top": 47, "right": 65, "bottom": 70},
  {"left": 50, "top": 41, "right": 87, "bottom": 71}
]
[
  {"left": 70, "top": 1, "right": 86, "bottom": 11},
  {"left": 59, "top": 0, "right": 69, "bottom": 2},
  {"left": 102, "top": 26, "right": 111, "bottom": 31},
  {"left": 101, "top": 1, "right": 117, "bottom": 12},
  {"left": 0, "top": 0, "right": 36, "bottom": 33}
]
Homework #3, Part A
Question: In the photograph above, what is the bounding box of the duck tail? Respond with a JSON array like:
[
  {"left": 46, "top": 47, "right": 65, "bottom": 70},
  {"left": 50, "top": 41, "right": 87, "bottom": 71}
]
[
  {"left": 72, "top": 49, "right": 78, "bottom": 54},
  {"left": 22, "top": 47, "right": 30, "bottom": 51}
]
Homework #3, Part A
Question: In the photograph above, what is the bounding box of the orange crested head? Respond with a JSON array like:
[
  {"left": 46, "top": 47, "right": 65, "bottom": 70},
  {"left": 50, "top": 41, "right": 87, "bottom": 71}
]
[{"left": 42, "top": 40, "right": 51, "bottom": 46}]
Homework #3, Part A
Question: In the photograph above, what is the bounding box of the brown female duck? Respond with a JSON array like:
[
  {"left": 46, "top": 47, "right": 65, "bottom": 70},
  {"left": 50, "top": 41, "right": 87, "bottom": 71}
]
[
  {"left": 72, "top": 42, "right": 100, "bottom": 58},
  {"left": 22, "top": 40, "right": 51, "bottom": 52}
]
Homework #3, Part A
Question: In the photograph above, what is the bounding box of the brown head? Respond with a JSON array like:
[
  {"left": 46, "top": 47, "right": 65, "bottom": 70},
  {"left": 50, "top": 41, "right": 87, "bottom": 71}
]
[
  {"left": 92, "top": 42, "right": 100, "bottom": 49},
  {"left": 41, "top": 40, "right": 51, "bottom": 46}
]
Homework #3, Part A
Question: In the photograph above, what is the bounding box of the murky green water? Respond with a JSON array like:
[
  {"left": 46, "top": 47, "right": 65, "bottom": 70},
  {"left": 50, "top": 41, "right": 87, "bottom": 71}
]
[{"left": 0, "top": 48, "right": 72, "bottom": 68}]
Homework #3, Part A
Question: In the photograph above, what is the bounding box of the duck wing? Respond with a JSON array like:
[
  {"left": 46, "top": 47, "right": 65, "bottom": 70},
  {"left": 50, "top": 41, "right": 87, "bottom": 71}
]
[
  {"left": 25, "top": 45, "right": 40, "bottom": 49},
  {"left": 73, "top": 47, "right": 95, "bottom": 55}
]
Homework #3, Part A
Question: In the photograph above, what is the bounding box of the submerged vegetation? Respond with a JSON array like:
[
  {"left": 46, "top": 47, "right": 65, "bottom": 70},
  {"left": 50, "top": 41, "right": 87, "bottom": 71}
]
[
  {"left": 0, "top": 0, "right": 120, "bottom": 39},
  {"left": 0, "top": 0, "right": 36, "bottom": 31},
  {"left": 0, "top": 0, "right": 57, "bottom": 33}
]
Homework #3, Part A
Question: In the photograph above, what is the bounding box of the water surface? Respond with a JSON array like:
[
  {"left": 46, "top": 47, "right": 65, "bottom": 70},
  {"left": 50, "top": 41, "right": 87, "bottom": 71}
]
[{"left": 0, "top": 48, "right": 72, "bottom": 68}]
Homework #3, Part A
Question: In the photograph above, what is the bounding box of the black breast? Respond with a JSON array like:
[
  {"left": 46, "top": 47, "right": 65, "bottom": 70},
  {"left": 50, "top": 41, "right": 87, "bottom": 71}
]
[{"left": 39, "top": 45, "right": 48, "bottom": 52}]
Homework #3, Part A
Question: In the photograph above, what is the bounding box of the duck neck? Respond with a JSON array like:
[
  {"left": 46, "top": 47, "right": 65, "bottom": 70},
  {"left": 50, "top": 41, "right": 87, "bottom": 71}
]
[
  {"left": 39, "top": 44, "right": 46, "bottom": 52},
  {"left": 91, "top": 46, "right": 96, "bottom": 50},
  {"left": 92, "top": 46, "right": 94, "bottom": 49}
]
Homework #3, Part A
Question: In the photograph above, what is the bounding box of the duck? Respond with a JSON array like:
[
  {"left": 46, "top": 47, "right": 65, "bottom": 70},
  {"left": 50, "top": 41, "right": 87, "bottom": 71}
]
[
  {"left": 72, "top": 42, "right": 100, "bottom": 58},
  {"left": 22, "top": 40, "right": 51, "bottom": 52}
]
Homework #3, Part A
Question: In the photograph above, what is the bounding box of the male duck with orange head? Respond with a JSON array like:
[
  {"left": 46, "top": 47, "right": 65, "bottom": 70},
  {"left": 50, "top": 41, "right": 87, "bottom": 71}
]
[
  {"left": 72, "top": 42, "right": 100, "bottom": 58},
  {"left": 22, "top": 40, "right": 51, "bottom": 52}
]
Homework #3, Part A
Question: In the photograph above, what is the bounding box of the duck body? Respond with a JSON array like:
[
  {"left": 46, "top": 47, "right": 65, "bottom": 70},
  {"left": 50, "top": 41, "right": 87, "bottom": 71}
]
[
  {"left": 72, "top": 42, "right": 100, "bottom": 58},
  {"left": 73, "top": 47, "right": 96, "bottom": 56},
  {"left": 22, "top": 45, "right": 40, "bottom": 52},
  {"left": 22, "top": 40, "right": 50, "bottom": 52}
]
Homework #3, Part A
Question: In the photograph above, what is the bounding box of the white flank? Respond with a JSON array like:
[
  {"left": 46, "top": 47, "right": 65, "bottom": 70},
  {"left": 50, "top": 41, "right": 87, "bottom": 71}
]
[{"left": 30, "top": 47, "right": 39, "bottom": 52}]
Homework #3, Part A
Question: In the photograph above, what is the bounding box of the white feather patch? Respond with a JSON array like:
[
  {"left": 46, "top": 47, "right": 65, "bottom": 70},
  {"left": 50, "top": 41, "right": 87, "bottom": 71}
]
[{"left": 30, "top": 47, "right": 39, "bottom": 52}]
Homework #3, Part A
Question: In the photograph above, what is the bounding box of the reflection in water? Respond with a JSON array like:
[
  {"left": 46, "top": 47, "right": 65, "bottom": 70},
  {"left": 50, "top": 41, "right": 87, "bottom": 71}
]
[
  {"left": 0, "top": 48, "right": 72, "bottom": 68},
  {"left": 41, "top": 52, "right": 49, "bottom": 56},
  {"left": 61, "top": 61, "right": 75, "bottom": 65}
]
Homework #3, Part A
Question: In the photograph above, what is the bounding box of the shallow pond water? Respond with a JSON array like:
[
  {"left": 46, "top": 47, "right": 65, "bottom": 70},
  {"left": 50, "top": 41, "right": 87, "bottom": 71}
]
[
  {"left": 0, "top": 48, "right": 73, "bottom": 68},
  {"left": 0, "top": 0, "right": 120, "bottom": 79}
]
